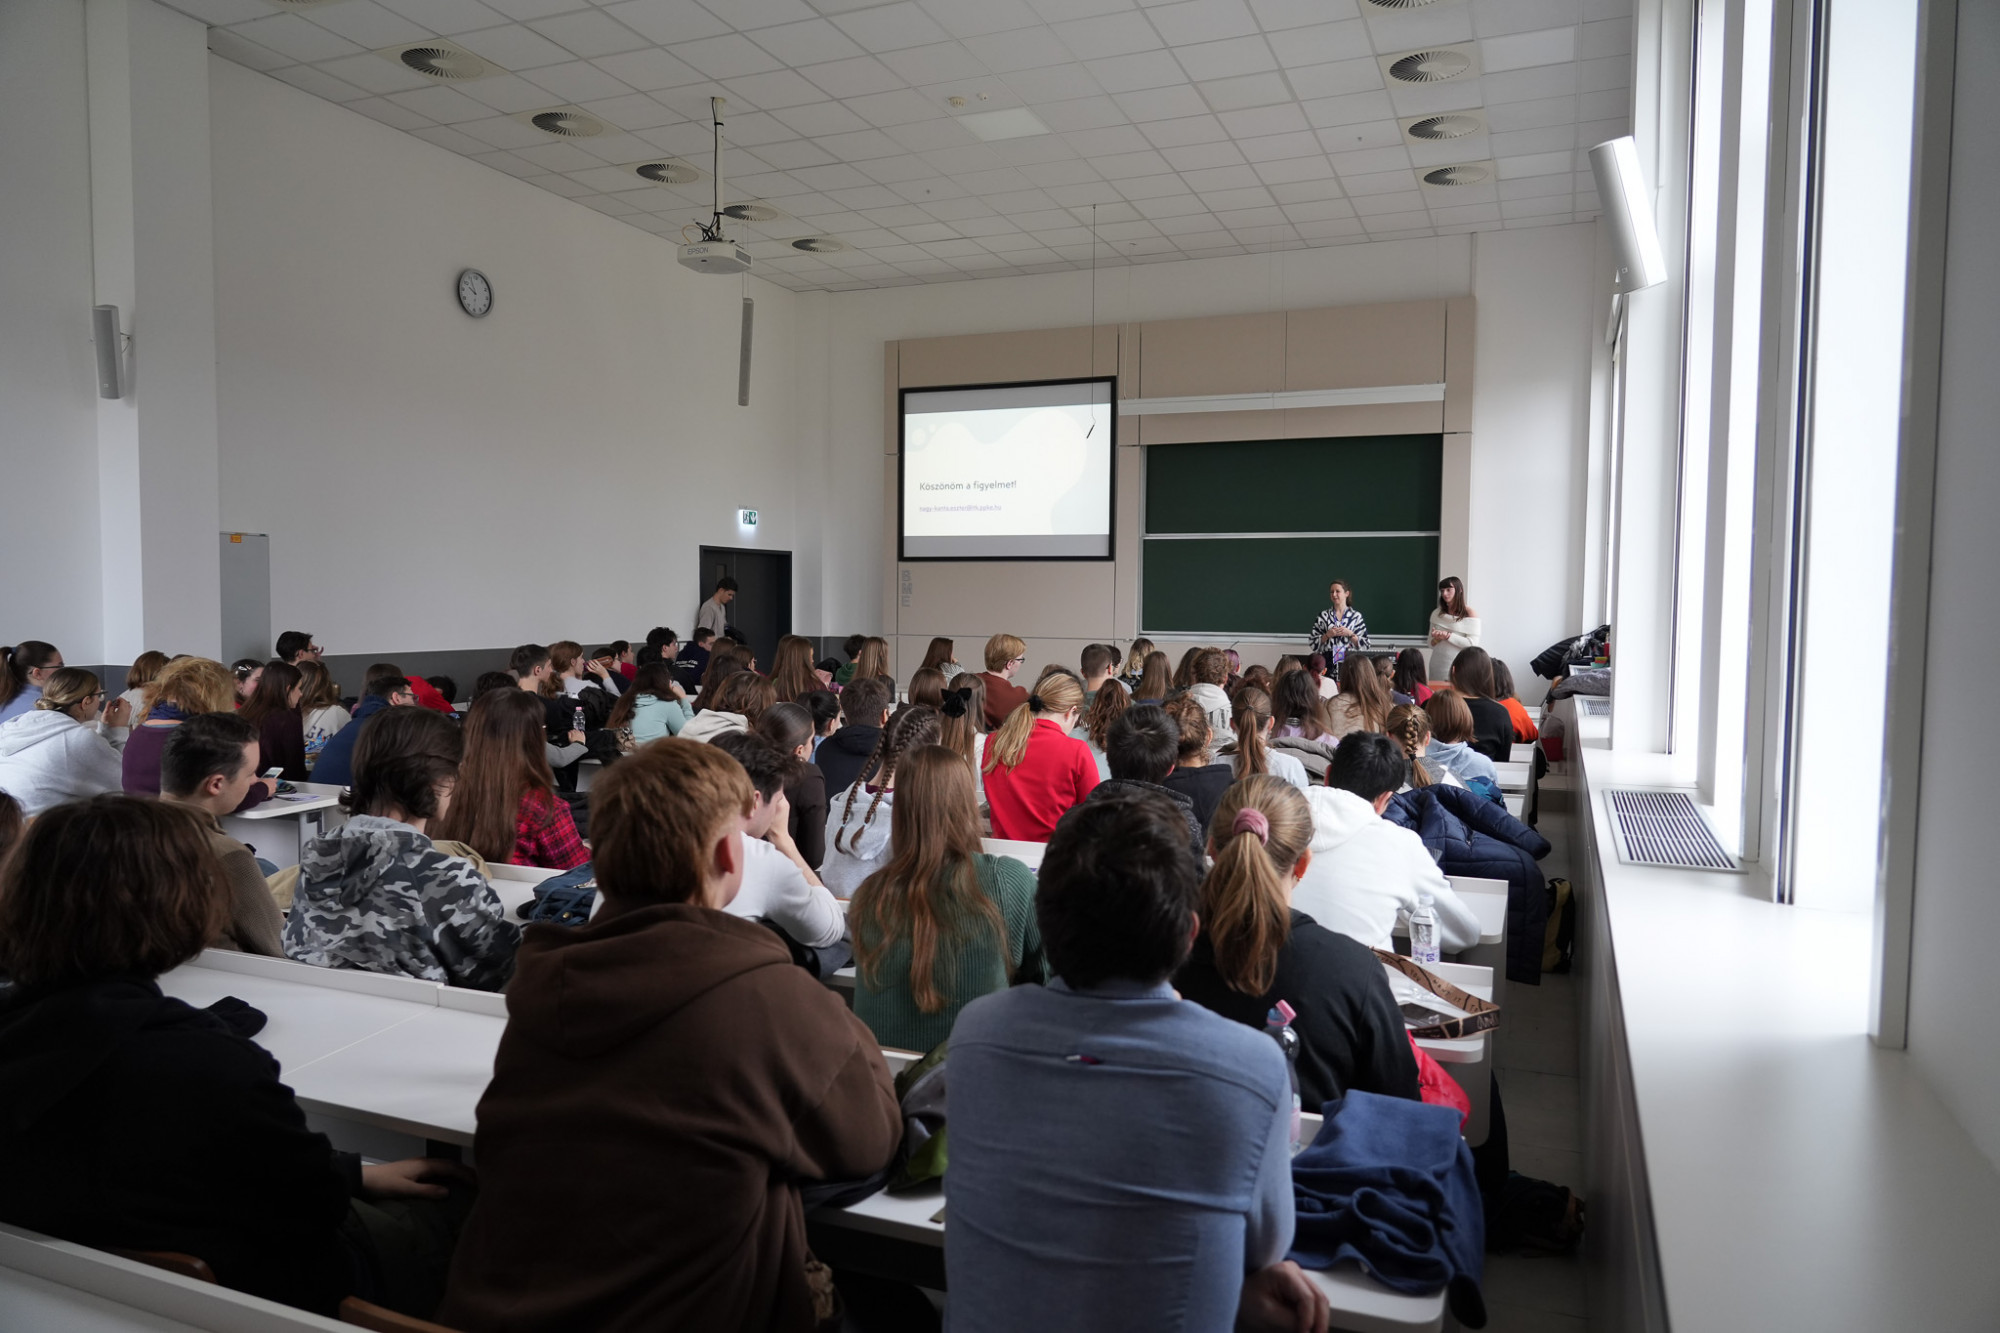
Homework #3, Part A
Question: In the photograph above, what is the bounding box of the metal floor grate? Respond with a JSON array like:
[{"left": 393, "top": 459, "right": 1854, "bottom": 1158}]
[
  {"left": 1606, "top": 789, "right": 1740, "bottom": 871},
  {"left": 1581, "top": 697, "right": 1611, "bottom": 716}
]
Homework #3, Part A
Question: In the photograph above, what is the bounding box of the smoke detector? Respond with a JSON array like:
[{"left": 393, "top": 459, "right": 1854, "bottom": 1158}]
[
  {"left": 1379, "top": 44, "right": 1478, "bottom": 84},
  {"left": 379, "top": 41, "right": 489, "bottom": 81},
  {"left": 1423, "top": 164, "right": 1491, "bottom": 186},
  {"left": 792, "top": 237, "right": 846, "bottom": 253},
  {"left": 513, "top": 107, "right": 606, "bottom": 138},
  {"left": 723, "top": 201, "right": 786, "bottom": 222},
  {"left": 1403, "top": 113, "right": 1485, "bottom": 140},
  {"left": 632, "top": 160, "right": 703, "bottom": 185}
]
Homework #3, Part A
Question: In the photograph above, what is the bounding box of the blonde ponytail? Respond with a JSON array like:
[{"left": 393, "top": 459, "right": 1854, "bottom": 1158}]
[
  {"left": 1201, "top": 776, "right": 1314, "bottom": 995},
  {"left": 984, "top": 672, "right": 1084, "bottom": 773},
  {"left": 1231, "top": 687, "right": 1272, "bottom": 778}
]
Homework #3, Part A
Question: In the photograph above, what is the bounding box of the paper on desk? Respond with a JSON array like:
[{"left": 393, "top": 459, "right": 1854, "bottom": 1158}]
[{"left": 1382, "top": 965, "right": 1471, "bottom": 1019}]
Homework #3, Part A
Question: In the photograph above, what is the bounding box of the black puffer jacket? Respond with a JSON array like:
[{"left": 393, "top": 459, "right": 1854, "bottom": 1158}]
[{"left": 1387, "top": 784, "right": 1553, "bottom": 984}]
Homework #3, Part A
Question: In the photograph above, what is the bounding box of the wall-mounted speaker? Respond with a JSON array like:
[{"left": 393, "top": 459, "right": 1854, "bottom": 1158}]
[
  {"left": 93, "top": 304, "right": 125, "bottom": 399},
  {"left": 1588, "top": 137, "right": 1668, "bottom": 292},
  {"left": 737, "top": 296, "right": 754, "bottom": 408}
]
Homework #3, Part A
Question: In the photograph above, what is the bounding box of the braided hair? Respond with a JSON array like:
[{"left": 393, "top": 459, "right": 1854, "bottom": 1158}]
[
  {"left": 1387, "top": 703, "right": 1435, "bottom": 788},
  {"left": 832, "top": 703, "right": 941, "bottom": 856}
]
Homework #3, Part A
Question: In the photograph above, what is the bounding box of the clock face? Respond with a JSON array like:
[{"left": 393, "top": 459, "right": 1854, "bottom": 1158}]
[{"left": 457, "top": 269, "right": 492, "bottom": 318}]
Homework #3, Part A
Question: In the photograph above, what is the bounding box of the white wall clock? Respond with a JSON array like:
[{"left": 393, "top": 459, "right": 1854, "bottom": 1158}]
[{"left": 456, "top": 268, "right": 492, "bottom": 318}]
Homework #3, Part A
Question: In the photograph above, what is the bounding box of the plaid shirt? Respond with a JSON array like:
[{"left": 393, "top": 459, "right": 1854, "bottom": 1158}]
[{"left": 512, "top": 786, "right": 588, "bottom": 871}]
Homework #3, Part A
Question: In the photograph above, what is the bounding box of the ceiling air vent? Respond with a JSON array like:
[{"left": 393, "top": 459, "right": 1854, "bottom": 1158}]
[
  {"left": 1423, "top": 164, "right": 1490, "bottom": 186},
  {"left": 633, "top": 160, "right": 702, "bottom": 184},
  {"left": 1406, "top": 113, "right": 1484, "bottom": 140},
  {"left": 513, "top": 107, "right": 605, "bottom": 138},
  {"left": 1604, "top": 790, "right": 1742, "bottom": 872},
  {"left": 382, "top": 41, "right": 489, "bottom": 80},
  {"left": 723, "top": 201, "right": 786, "bottom": 222},
  {"left": 1384, "top": 45, "right": 1476, "bottom": 83},
  {"left": 793, "top": 237, "right": 847, "bottom": 253},
  {"left": 1364, "top": 0, "right": 1444, "bottom": 8}
]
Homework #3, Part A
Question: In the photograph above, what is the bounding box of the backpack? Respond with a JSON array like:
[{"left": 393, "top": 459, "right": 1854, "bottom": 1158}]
[
  {"left": 517, "top": 862, "right": 596, "bottom": 927},
  {"left": 1542, "top": 878, "right": 1575, "bottom": 974}
]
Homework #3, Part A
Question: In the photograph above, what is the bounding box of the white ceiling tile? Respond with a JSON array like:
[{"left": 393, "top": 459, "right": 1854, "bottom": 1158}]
[
  {"left": 1495, "top": 149, "right": 1574, "bottom": 178},
  {"left": 468, "top": 147, "right": 545, "bottom": 175},
  {"left": 1053, "top": 12, "right": 1163, "bottom": 60},
  {"left": 1284, "top": 57, "right": 1382, "bottom": 101},
  {"left": 1174, "top": 34, "right": 1276, "bottom": 82},
  {"left": 588, "top": 47, "right": 707, "bottom": 90},
  {"left": 1279, "top": 196, "right": 1355, "bottom": 222},
  {"left": 1360, "top": 209, "right": 1431, "bottom": 229},
  {"left": 373, "top": 0, "right": 506, "bottom": 35},
  {"left": 879, "top": 40, "right": 990, "bottom": 85},
  {"left": 307, "top": 51, "right": 426, "bottom": 95},
  {"left": 448, "top": 23, "right": 569, "bottom": 70},
  {"left": 1431, "top": 201, "right": 1502, "bottom": 225},
  {"left": 1328, "top": 144, "right": 1408, "bottom": 175},
  {"left": 747, "top": 18, "right": 864, "bottom": 65},
  {"left": 1300, "top": 89, "right": 1392, "bottom": 128},
  {"left": 579, "top": 92, "right": 682, "bottom": 129},
  {"left": 1044, "top": 180, "right": 1123, "bottom": 207},
  {"left": 385, "top": 83, "right": 495, "bottom": 122},
  {"left": 1580, "top": 17, "right": 1631, "bottom": 59},
  {"left": 304, "top": 1, "right": 432, "bottom": 50},
  {"left": 1249, "top": 0, "right": 1360, "bottom": 29},
  {"left": 1016, "top": 159, "right": 1100, "bottom": 188},
  {"left": 1406, "top": 133, "right": 1486, "bottom": 168},
  {"left": 227, "top": 13, "right": 365, "bottom": 62},
  {"left": 1476, "top": 93, "right": 1568, "bottom": 132},
  {"left": 1213, "top": 205, "right": 1286, "bottom": 227},
  {"left": 1132, "top": 193, "right": 1208, "bottom": 218},
  {"left": 1578, "top": 86, "right": 1629, "bottom": 121},
  {"left": 1349, "top": 189, "right": 1423, "bottom": 215},
  {"left": 1270, "top": 19, "right": 1370, "bottom": 69},
  {"left": 921, "top": 237, "right": 990, "bottom": 256},
  {"left": 1090, "top": 148, "right": 1171, "bottom": 179},
  {"left": 799, "top": 55, "right": 906, "bottom": 98},
  {"left": 1250, "top": 153, "right": 1331, "bottom": 185},
  {"left": 705, "top": 0, "right": 819, "bottom": 26},
  {"left": 866, "top": 204, "right": 933, "bottom": 227},
  {"left": 1473, "top": 0, "right": 1585, "bottom": 38},
  {"left": 918, "top": 142, "right": 1000, "bottom": 171},
  {"left": 1147, "top": 0, "right": 1257, "bottom": 46},
  {"left": 1363, "top": 8, "right": 1473, "bottom": 52},
  {"left": 951, "top": 166, "right": 1031, "bottom": 192},
  {"left": 962, "top": 26, "right": 1070, "bottom": 73},
  {"left": 206, "top": 28, "right": 293, "bottom": 72},
  {"left": 457, "top": 113, "right": 552, "bottom": 147},
  {"left": 895, "top": 221, "right": 960, "bottom": 241},
  {"left": 1113, "top": 85, "right": 1208, "bottom": 121},
  {"left": 1291, "top": 216, "right": 1366, "bottom": 238},
  {"left": 754, "top": 137, "right": 839, "bottom": 167},
  {"left": 1575, "top": 115, "right": 1627, "bottom": 146},
  {"left": 1111, "top": 172, "right": 1187, "bottom": 199},
  {"left": 724, "top": 69, "right": 830, "bottom": 108},
  {"left": 1490, "top": 124, "right": 1576, "bottom": 158},
  {"left": 1010, "top": 207, "right": 1077, "bottom": 228},
  {"left": 831, "top": 3, "right": 950, "bottom": 52},
  {"left": 1180, "top": 162, "right": 1259, "bottom": 190},
  {"left": 1234, "top": 127, "right": 1317, "bottom": 159},
  {"left": 1198, "top": 184, "right": 1274, "bottom": 210},
  {"left": 523, "top": 171, "right": 591, "bottom": 196},
  {"left": 914, "top": 192, "right": 994, "bottom": 216},
  {"left": 919, "top": 0, "right": 1042, "bottom": 38},
  {"left": 981, "top": 187, "right": 1059, "bottom": 211},
  {"left": 1214, "top": 102, "right": 1306, "bottom": 138},
  {"left": 524, "top": 61, "right": 634, "bottom": 103},
  {"left": 567, "top": 164, "right": 644, "bottom": 192},
  {"left": 270, "top": 63, "right": 370, "bottom": 102},
  {"left": 790, "top": 161, "right": 876, "bottom": 190},
  {"left": 1501, "top": 194, "right": 1574, "bottom": 219},
  {"left": 720, "top": 109, "right": 810, "bottom": 144},
  {"left": 1481, "top": 25, "right": 1577, "bottom": 74},
  {"left": 600, "top": 0, "right": 728, "bottom": 44},
  {"left": 1000, "top": 62, "right": 1103, "bottom": 103},
  {"left": 846, "top": 89, "right": 944, "bottom": 126},
  {"left": 527, "top": 10, "right": 650, "bottom": 58},
  {"left": 637, "top": 121, "right": 716, "bottom": 152},
  {"left": 577, "top": 193, "right": 640, "bottom": 216},
  {"left": 1268, "top": 175, "right": 1343, "bottom": 202},
  {"left": 513, "top": 139, "right": 604, "bottom": 170},
  {"left": 677, "top": 33, "right": 786, "bottom": 78},
  {"left": 1483, "top": 64, "right": 1576, "bottom": 104},
  {"left": 954, "top": 215, "right": 1021, "bottom": 237},
  {"left": 1150, "top": 210, "right": 1220, "bottom": 234},
  {"left": 172, "top": 0, "right": 274, "bottom": 23},
  {"left": 885, "top": 116, "right": 979, "bottom": 150},
  {"left": 827, "top": 183, "right": 910, "bottom": 209},
  {"left": 1339, "top": 167, "right": 1418, "bottom": 195},
  {"left": 813, "top": 129, "right": 905, "bottom": 162},
  {"left": 1386, "top": 78, "right": 1484, "bottom": 116},
  {"left": 1065, "top": 124, "right": 1149, "bottom": 156},
  {"left": 1041, "top": 97, "right": 1131, "bottom": 132},
  {"left": 734, "top": 169, "right": 807, "bottom": 196},
  {"left": 1136, "top": 113, "right": 1228, "bottom": 147},
  {"left": 572, "top": 130, "right": 664, "bottom": 163},
  {"left": 1419, "top": 177, "right": 1497, "bottom": 205},
  {"left": 890, "top": 179, "right": 964, "bottom": 205},
  {"left": 1160, "top": 139, "right": 1243, "bottom": 171},
  {"left": 1197, "top": 72, "right": 1291, "bottom": 111},
  {"left": 1095, "top": 219, "right": 1160, "bottom": 241},
  {"left": 1579, "top": 54, "right": 1629, "bottom": 92}
]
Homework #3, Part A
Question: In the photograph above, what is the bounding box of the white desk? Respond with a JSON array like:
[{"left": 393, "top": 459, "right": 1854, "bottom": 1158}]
[
  {"left": 1491, "top": 761, "right": 1531, "bottom": 794},
  {"left": 979, "top": 837, "right": 1044, "bottom": 871},
  {"left": 219, "top": 783, "right": 346, "bottom": 869}
]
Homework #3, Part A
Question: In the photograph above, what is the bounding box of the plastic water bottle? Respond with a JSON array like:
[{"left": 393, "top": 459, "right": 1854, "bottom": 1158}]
[
  {"left": 572, "top": 706, "right": 586, "bottom": 734},
  {"left": 1265, "top": 1001, "right": 1302, "bottom": 1151},
  {"left": 1410, "top": 893, "right": 1441, "bottom": 966}
]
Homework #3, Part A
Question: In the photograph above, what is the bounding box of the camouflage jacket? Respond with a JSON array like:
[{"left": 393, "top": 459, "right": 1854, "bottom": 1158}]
[{"left": 285, "top": 815, "right": 519, "bottom": 991}]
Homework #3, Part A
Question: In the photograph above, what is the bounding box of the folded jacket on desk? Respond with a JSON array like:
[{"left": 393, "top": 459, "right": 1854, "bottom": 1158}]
[{"left": 1287, "top": 1089, "right": 1486, "bottom": 1328}]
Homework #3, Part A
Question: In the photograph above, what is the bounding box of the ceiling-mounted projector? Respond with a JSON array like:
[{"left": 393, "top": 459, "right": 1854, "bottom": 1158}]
[
  {"left": 679, "top": 241, "right": 751, "bottom": 274},
  {"left": 679, "top": 97, "right": 751, "bottom": 277}
]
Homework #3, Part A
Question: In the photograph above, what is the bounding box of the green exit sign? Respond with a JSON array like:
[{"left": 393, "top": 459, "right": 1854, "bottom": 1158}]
[{"left": 738, "top": 508, "right": 758, "bottom": 526}]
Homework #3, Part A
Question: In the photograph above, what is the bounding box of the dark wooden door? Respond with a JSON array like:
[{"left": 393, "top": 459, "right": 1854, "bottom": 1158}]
[{"left": 698, "top": 546, "right": 791, "bottom": 669}]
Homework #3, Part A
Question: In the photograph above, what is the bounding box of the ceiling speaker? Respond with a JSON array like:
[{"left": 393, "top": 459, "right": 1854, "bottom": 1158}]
[{"left": 1588, "top": 136, "right": 1668, "bottom": 291}]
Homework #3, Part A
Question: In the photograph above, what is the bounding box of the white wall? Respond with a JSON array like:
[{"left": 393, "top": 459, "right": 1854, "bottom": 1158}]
[
  {"left": 814, "top": 226, "right": 1599, "bottom": 690},
  {"left": 0, "top": 0, "right": 105, "bottom": 658},
  {"left": 1906, "top": 0, "right": 2000, "bottom": 1173},
  {"left": 209, "top": 56, "right": 802, "bottom": 657}
]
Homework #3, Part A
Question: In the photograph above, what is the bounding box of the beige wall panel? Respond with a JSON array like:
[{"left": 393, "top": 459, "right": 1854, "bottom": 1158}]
[
  {"left": 1283, "top": 301, "right": 1445, "bottom": 392},
  {"left": 895, "top": 636, "right": 1107, "bottom": 689},
  {"left": 1439, "top": 432, "right": 1471, "bottom": 584},
  {"left": 1281, "top": 403, "right": 1444, "bottom": 437},
  {"left": 1443, "top": 297, "right": 1475, "bottom": 434},
  {"left": 882, "top": 465, "right": 901, "bottom": 635},
  {"left": 1138, "top": 409, "right": 1290, "bottom": 445},
  {"left": 894, "top": 559, "right": 1115, "bottom": 645},
  {"left": 1138, "top": 312, "right": 1284, "bottom": 398},
  {"left": 1114, "top": 445, "right": 1142, "bottom": 637},
  {"left": 895, "top": 324, "right": 1118, "bottom": 392}
]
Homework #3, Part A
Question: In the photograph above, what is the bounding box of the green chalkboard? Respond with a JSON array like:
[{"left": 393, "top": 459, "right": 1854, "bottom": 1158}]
[
  {"left": 1145, "top": 435, "right": 1442, "bottom": 535},
  {"left": 1142, "top": 536, "right": 1440, "bottom": 638}
]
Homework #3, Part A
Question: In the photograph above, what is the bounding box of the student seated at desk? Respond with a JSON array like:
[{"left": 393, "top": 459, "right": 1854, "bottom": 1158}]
[
  {"left": 815, "top": 676, "right": 891, "bottom": 797},
  {"left": 238, "top": 660, "right": 309, "bottom": 783},
  {"left": 800, "top": 687, "right": 840, "bottom": 754},
  {"left": 849, "top": 745, "right": 1046, "bottom": 1052},
  {"left": 945, "top": 788, "right": 1330, "bottom": 1333},
  {"left": 0, "top": 795, "right": 470, "bottom": 1320},
  {"left": 160, "top": 713, "right": 285, "bottom": 956},
  {"left": 1073, "top": 670, "right": 1127, "bottom": 782},
  {"left": 982, "top": 671, "right": 1097, "bottom": 843},
  {"left": 435, "top": 690, "right": 586, "bottom": 873},
  {"left": 118, "top": 649, "right": 168, "bottom": 721},
  {"left": 1294, "top": 734, "right": 1480, "bottom": 955},
  {"left": 821, "top": 703, "right": 940, "bottom": 899},
  {"left": 708, "top": 732, "right": 844, "bottom": 952},
  {"left": 1222, "top": 686, "right": 1311, "bottom": 791},
  {"left": 675, "top": 625, "right": 714, "bottom": 691},
  {"left": 1078, "top": 641, "right": 1123, "bottom": 710},
  {"left": 1270, "top": 667, "right": 1335, "bottom": 744},
  {"left": 439, "top": 740, "right": 901, "bottom": 1333},
  {"left": 906, "top": 666, "right": 947, "bottom": 709},
  {"left": 1160, "top": 694, "right": 1234, "bottom": 836},
  {"left": 0, "top": 668, "right": 129, "bottom": 816},
  {"left": 1175, "top": 777, "right": 1421, "bottom": 1110},
  {"left": 122, "top": 657, "right": 273, "bottom": 811},
  {"left": 605, "top": 661, "right": 693, "bottom": 747},
  {"left": 296, "top": 660, "right": 350, "bottom": 773},
  {"left": 0, "top": 792, "right": 19, "bottom": 860},
  {"left": 1387, "top": 704, "right": 1467, "bottom": 790},
  {"left": 1185, "top": 648, "right": 1233, "bottom": 739},
  {"left": 977, "top": 633, "right": 1030, "bottom": 729},
  {"left": 756, "top": 703, "right": 827, "bottom": 871},
  {"left": 681, "top": 670, "right": 772, "bottom": 744},
  {"left": 1421, "top": 690, "right": 1501, "bottom": 793},
  {"left": 1447, "top": 648, "right": 1516, "bottom": 764},
  {"left": 0, "top": 641, "right": 64, "bottom": 726},
  {"left": 311, "top": 671, "right": 415, "bottom": 789},
  {"left": 289, "top": 708, "right": 518, "bottom": 990},
  {"left": 1130, "top": 649, "right": 1171, "bottom": 705},
  {"left": 634, "top": 625, "right": 677, "bottom": 679},
  {"left": 1490, "top": 659, "right": 1540, "bottom": 743},
  {"left": 1324, "top": 653, "right": 1393, "bottom": 740},
  {"left": 767, "top": 634, "right": 819, "bottom": 704},
  {"left": 1080, "top": 704, "right": 1203, "bottom": 853}
]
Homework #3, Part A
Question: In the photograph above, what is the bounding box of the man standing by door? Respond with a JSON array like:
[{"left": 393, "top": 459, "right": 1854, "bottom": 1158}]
[{"left": 697, "top": 577, "right": 738, "bottom": 641}]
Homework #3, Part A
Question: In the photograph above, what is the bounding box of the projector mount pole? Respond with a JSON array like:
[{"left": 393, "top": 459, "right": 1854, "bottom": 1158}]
[{"left": 706, "top": 97, "right": 729, "bottom": 244}]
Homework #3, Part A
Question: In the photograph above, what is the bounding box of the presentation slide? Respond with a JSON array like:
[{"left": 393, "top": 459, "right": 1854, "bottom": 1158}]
[{"left": 900, "top": 379, "right": 1114, "bottom": 560}]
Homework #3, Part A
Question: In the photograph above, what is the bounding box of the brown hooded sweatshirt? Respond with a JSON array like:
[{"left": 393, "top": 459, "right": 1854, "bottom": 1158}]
[{"left": 439, "top": 901, "right": 902, "bottom": 1332}]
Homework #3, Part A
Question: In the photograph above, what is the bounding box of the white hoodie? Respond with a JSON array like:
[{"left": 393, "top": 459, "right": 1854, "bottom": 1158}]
[
  {"left": 821, "top": 782, "right": 895, "bottom": 900},
  {"left": 1292, "top": 786, "right": 1481, "bottom": 953},
  {"left": 0, "top": 711, "right": 128, "bottom": 817},
  {"left": 1187, "top": 681, "right": 1233, "bottom": 743}
]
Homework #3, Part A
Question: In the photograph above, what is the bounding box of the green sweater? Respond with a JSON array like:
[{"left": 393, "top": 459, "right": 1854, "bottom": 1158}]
[{"left": 852, "top": 853, "right": 1047, "bottom": 1054}]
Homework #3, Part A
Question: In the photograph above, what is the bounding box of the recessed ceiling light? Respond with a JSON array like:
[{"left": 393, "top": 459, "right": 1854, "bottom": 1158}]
[
  {"left": 955, "top": 108, "right": 1050, "bottom": 142},
  {"left": 514, "top": 107, "right": 605, "bottom": 138},
  {"left": 793, "top": 237, "right": 847, "bottom": 253},
  {"left": 1383, "top": 45, "right": 1476, "bottom": 84},
  {"left": 1406, "top": 113, "right": 1485, "bottom": 140},
  {"left": 723, "top": 201, "right": 786, "bottom": 222},
  {"left": 380, "top": 41, "right": 489, "bottom": 81},
  {"left": 1423, "top": 164, "right": 1491, "bottom": 186},
  {"left": 632, "top": 160, "right": 702, "bottom": 185}
]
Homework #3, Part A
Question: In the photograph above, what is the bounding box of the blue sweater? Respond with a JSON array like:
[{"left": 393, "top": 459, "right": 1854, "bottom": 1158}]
[
  {"left": 1288, "top": 1090, "right": 1485, "bottom": 1326},
  {"left": 308, "top": 694, "right": 390, "bottom": 787}
]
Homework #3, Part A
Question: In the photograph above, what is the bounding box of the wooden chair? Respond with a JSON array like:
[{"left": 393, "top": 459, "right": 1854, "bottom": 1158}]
[
  {"left": 111, "top": 1249, "right": 217, "bottom": 1283},
  {"left": 339, "top": 1296, "right": 463, "bottom": 1332}
]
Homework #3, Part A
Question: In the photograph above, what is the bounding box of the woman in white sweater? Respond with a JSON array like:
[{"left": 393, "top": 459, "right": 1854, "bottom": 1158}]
[
  {"left": 1427, "top": 575, "right": 1483, "bottom": 681},
  {"left": 0, "top": 669, "right": 131, "bottom": 816}
]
